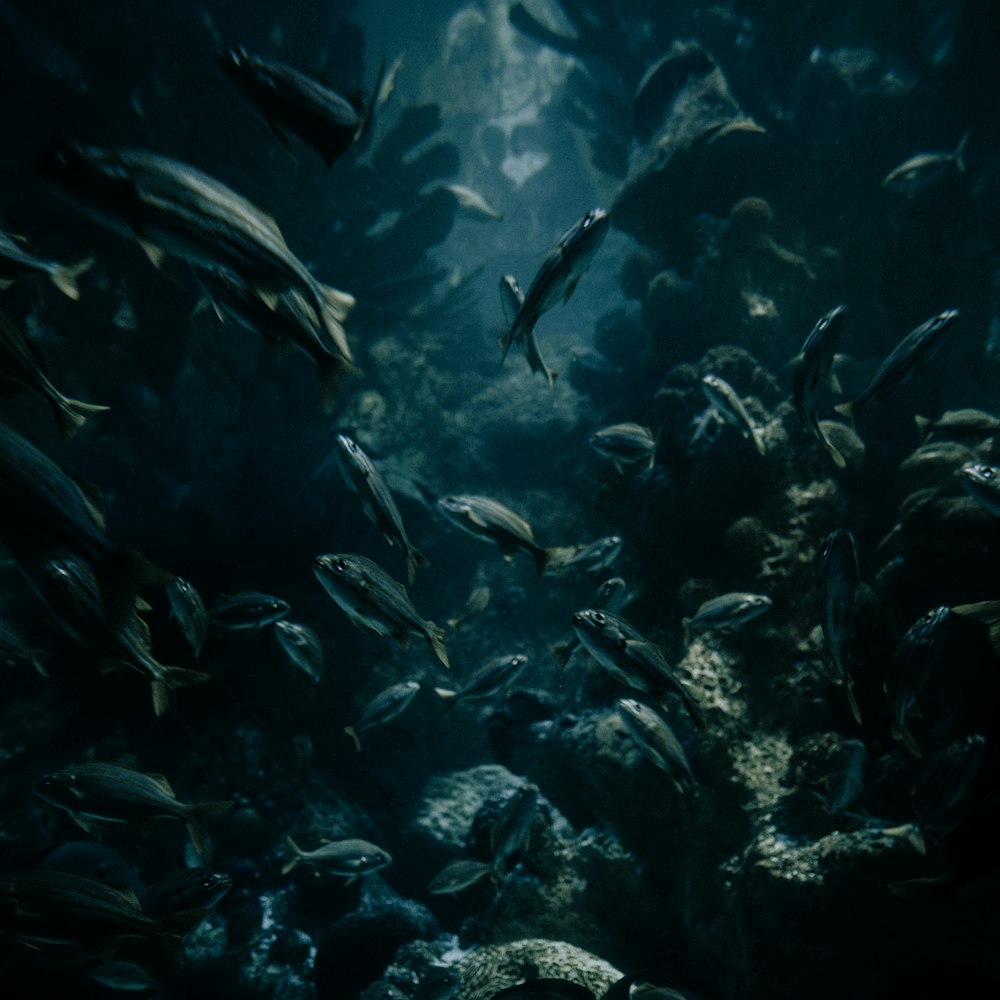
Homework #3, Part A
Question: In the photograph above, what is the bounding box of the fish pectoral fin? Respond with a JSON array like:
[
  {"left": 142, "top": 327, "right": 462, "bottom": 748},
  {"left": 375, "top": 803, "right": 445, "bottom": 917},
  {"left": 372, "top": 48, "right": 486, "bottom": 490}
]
[
  {"left": 138, "top": 240, "right": 168, "bottom": 270},
  {"left": 145, "top": 774, "right": 177, "bottom": 797}
]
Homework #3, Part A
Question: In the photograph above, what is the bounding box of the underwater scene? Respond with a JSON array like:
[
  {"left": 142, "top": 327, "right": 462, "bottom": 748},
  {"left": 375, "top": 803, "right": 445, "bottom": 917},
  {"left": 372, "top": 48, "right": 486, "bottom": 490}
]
[{"left": 1, "top": 0, "right": 999, "bottom": 997}]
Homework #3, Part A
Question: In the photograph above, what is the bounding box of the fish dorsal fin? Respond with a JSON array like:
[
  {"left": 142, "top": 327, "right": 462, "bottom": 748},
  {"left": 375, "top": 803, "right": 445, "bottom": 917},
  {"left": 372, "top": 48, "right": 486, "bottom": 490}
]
[
  {"left": 145, "top": 773, "right": 176, "bottom": 798},
  {"left": 138, "top": 240, "right": 168, "bottom": 270}
]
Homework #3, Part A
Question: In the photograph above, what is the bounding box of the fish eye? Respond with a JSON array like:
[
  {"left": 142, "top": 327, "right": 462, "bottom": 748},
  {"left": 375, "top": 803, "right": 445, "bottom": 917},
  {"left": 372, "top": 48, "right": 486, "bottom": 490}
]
[{"left": 593, "top": 612, "right": 605, "bottom": 624}]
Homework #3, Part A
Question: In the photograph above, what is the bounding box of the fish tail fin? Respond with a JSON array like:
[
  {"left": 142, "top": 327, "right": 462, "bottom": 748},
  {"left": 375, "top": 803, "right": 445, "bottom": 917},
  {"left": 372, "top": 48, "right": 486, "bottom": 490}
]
[
  {"left": 833, "top": 400, "right": 855, "bottom": 424},
  {"left": 282, "top": 837, "right": 302, "bottom": 875},
  {"left": 344, "top": 726, "right": 362, "bottom": 752},
  {"left": 914, "top": 414, "right": 932, "bottom": 438},
  {"left": 54, "top": 395, "right": 110, "bottom": 440},
  {"left": 433, "top": 687, "right": 457, "bottom": 710},
  {"left": 752, "top": 426, "right": 767, "bottom": 456},
  {"left": 892, "top": 723, "right": 923, "bottom": 759},
  {"left": 51, "top": 254, "right": 95, "bottom": 300},
  {"left": 185, "top": 821, "right": 214, "bottom": 866},
  {"left": 427, "top": 623, "right": 449, "bottom": 668},
  {"left": 318, "top": 283, "right": 356, "bottom": 324},
  {"left": 406, "top": 548, "right": 431, "bottom": 586},
  {"left": 881, "top": 822, "right": 926, "bottom": 857},
  {"left": 846, "top": 679, "right": 862, "bottom": 725},
  {"left": 99, "top": 549, "right": 175, "bottom": 633},
  {"left": 954, "top": 131, "right": 970, "bottom": 173}
]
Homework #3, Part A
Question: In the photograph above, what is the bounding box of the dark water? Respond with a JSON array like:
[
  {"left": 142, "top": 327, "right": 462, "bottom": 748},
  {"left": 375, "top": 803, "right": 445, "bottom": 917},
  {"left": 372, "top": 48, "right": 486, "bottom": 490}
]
[{"left": 1, "top": 1, "right": 999, "bottom": 998}]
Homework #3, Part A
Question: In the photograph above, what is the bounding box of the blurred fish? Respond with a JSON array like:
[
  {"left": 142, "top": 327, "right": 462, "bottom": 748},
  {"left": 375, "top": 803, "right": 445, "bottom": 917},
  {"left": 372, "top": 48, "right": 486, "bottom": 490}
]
[
  {"left": 499, "top": 208, "right": 610, "bottom": 366},
  {"left": 834, "top": 309, "right": 960, "bottom": 422},
  {"left": 882, "top": 133, "right": 969, "bottom": 197},
  {"left": 883, "top": 606, "right": 956, "bottom": 757},
  {"left": 792, "top": 304, "right": 848, "bottom": 467},
  {"left": 428, "top": 857, "right": 495, "bottom": 894},
  {"left": 345, "top": 679, "right": 421, "bottom": 750},
  {"left": 35, "top": 144, "right": 356, "bottom": 397},
  {"left": 574, "top": 609, "right": 705, "bottom": 728},
  {"left": 603, "top": 973, "right": 691, "bottom": 1000},
  {"left": 28, "top": 551, "right": 208, "bottom": 716},
  {"left": 701, "top": 374, "right": 766, "bottom": 455},
  {"left": 166, "top": 576, "right": 209, "bottom": 657},
  {"left": 0, "top": 422, "right": 172, "bottom": 630},
  {"left": 490, "top": 782, "right": 540, "bottom": 873},
  {"left": 437, "top": 494, "right": 558, "bottom": 578},
  {"left": 446, "top": 584, "right": 491, "bottom": 629},
  {"left": 447, "top": 184, "right": 504, "bottom": 220},
  {"left": 88, "top": 960, "right": 163, "bottom": 995},
  {"left": 491, "top": 980, "right": 595, "bottom": 1000},
  {"left": 546, "top": 535, "right": 623, "bottom": 577},
  {"left": 219, "top": 46, "right": 387, "bottom": 167},
  {"left": 0, "top": 868, "right": 179, "bottom": 968},
  {"left": 435, "top": 653, "right": 528, "bottom": 709},
  {"left": 34, "top": 762, "right": 232, "bottom": 864},
  {"left": 915, "top": 408, "right": 1000, "bottom": 442},
  {"left": 683, "top": 592, "right": 772, "bottom": 640},
  {"left": 197, "top": 266, "right": 358, "bottom": 411},
  {"left": 958, "top": 463, "right": 1000, "bottom": 516},
  {"left": 36, "top": 840, "right": 144, "bottom": 898},
  {"left": 0, "top": 230, "right": 93, "bottom": 300},
  {"left": 589, "top": 423, "right": 657, "bottom": 472},
  {"left": 0, "top": 614, "right": 49, "bottom": 676},
  {"left": 313, "top": 553, "right": 448, "bottom": 666},
  {"left": 500, "top": 273, "right": 558, "bottom": 389},
  {"left": 282, "top": 836, "right": 392, "bottom": 877},
  {"left": 273, "top": 619, "right": 325, "bottom": 682},
  {"left": 208, "top": 590, "right": 290, "bottom": 632},
  {"left": 335, "top": 434, "right": 429, "bottom": 584},
  {"left": 617, "top": 697, "right": 697, "bottom": 794},
  {"left": 819, "top": 529, "right": 861, "bottom": 723},
  {"left": 141, "top": 869, "right": 231, "bottom": 932}
]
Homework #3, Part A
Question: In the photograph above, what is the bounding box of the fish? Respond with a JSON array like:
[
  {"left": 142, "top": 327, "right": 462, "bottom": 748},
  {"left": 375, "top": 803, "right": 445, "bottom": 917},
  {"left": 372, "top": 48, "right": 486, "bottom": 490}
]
[
  {"left": 958, "top": 463, "right": 1000, "bottom": 516},
  {"left": 0, "top": 230, "right": 94, "bottom": 300},
  {"left": 27, "top": 551, "right": 209, "bottom": 716},
  {"left": 499, "top": 273, "right": 558, "bottom": 389},
  {"left": 344, "top": 680, "right": 421, "bottom": 751},
  {"left": 313, "top": 553, "right": 448, "bottom": 667},
  {"left": 166, "top": 576, "right": 209, "bottom": 657},
  {"left": 197, "top": 266, "right": 358, "bottom": 411},
  {"left": 499, "top": 208, "right": 610, "bottom": 366},
  {"left": 0, "top": 615, "right": 49, "bottom": 677},
  {"left": 792, "top": 304, "right": 848, "bottom": 468},
  {"left": 35, "top": 144, "right": 356, "bottom": 398},
  {"left": 0, "top": 868, "right": 181, "bottom": 967},
  {"left": 552, "top": 577, "right": 628, "bottom": 668},
  {"left": 219, "top": 46, "right": 386, "bottom": 167},
  {"left": 573, "top": 609, "right": 705, "bottom": 729},
  {"left": 683, "top": 592, "right": 772, "bottom": 639},
  {"left": 491, "top": 980, "right": 596, "bottom": 1000},
  {"left": 446, "top": 584, "right": 492, "bottom": 629},
  {"left": 0, "top": 422, "right": 173, "bottom": 631},
  {"left": 589, "top": 423, "right": 657, "bottom": 472},
  {"left": 834, "top": 309, "right": 960, "bottom": 422},
  {"left": 914, "top": 408, "right": 1000, "bottom": 442},
  {"left": 701, "top": 374, "right": 766, "bottom": 455},
  {"left": 141, "top": 869, "right": 232, "bottom": 932},
  {"left": 616, "top": 697, "right": 697, "bottom": 795},
  {"left": 273, "top": 620, "right": 325, "bottom": 682},
  {"left": 0, "top": 306, "right": 108, "bottom": 439},
  {"left": 434, "top": 653, "right": 528, "bottom": 708},
  {"left": 818, "top": 529, "right": 861, "bottom": 723},
  {"left": 883, "top": 606, "right": 956, "bottom": 758},
  {"left": 490, "top": 783, "right": 540, "bottom": 873},
  {"left": 546, "top": 536, "right": 623, "bottom": 577},
  {"left": 334, "top": 434, "right": 429, "bottom": 584},
  {"left": 281, "top": 836, "right": 392, "bottom": 877},
  {"left": 208, "top": 590, "right": 290, "bottom": 632},
  {"left": 34, "top": 763, "right": 232, "bottom": 864},
  {"left": 436, "top": 494, "right": 558, "bottom": 578},
  {"left": 88, "top": 961, "right": 164, "bottom": 995},
  {"left": 427, "top": 857, "right": 495, "bottom": 894},
  {"left": 882, "top": 132, "right": 969, "bottom": 196},
  {"left": 447, "top": 183, "right": 504, "bottom": 220}
]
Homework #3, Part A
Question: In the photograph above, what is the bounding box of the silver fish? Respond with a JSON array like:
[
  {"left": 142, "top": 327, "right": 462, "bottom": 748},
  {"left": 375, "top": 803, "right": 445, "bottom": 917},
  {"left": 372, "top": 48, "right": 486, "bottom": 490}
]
[
  {"left": 313, "top": 553, "right": 448, "bottom": 666},
  {"left": 437, "top": 494, "right": 557, "bottom": 578},
  {"left": 334, "top": 434, "right": 429, "bottom": 584},
  {"left": 835, "top": 309, "right": 960, "bottom": 422},
  {"left": 545, "top": 535, "right": 623, "bottom": 577},
  {"left": 882, "top": 132, "right": 969, "bottom": 197},
  {"left": 589, "top": 423, "right": 657, "bottom": 471},
  {"left": 273, "top": 620, "right": 325, "bottom": 682},
  {"left": 447, "top": 183, "right": 504, "bottom": 220},
  {"left": 792, "top": 304, "right": 848, "bottom": 468},
  {"left": 35, "top": 144, "right": 356, "bottom": 398},
  {"left": 344, "top": 679, "right": 421, "bottom": 750},
  {"left": 552, "top": 577, "right": 628, "bottom": 668},
  {"left": 0, "top": 229, "right": 93, "bottom": 300},
  {"left": 490, "top": 783, "right": 540, "bottom": 873},
  {"left": 819, "top": 529, "right": 861, "bottom": 723},
  {"left": 684, "top": 592, "right": 772, "bottom": 638},
  {"left": 282, "top": 836, "right": 392, "bottom": 877},
  {"left": 166, "top": 576, "right": 208, "bottom": 657},
  {"left": 701, "top": 374, "right": 766, "bottom": 455},
  {"left": 958, "top": 463, "right": 1000, "bottom": 517},
  {"left": 428, "top": 857, "right": 495, "bottom": 894},
  {"left": 500, "top": 273, "right": 558, "bottom": 389},
  {"left": 208, "top": 590, "right": 290, "bottom": 632},
  {"left": 914, "top": 408, "right": 1000, "bottom": 443},
  {"left": 434, "top": 653, "right": 528, "bottom": 708},
  {"left": 499, "top": 208, "right": 610, "bottom": 366},
  {"left": 616, "top": 697, "right": 696, "bottom": 794},
  {"left": 573, "top": 609, "right": 705, "bottom": 728}
]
